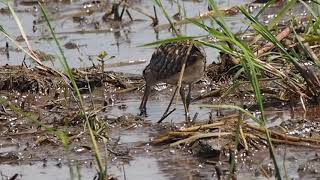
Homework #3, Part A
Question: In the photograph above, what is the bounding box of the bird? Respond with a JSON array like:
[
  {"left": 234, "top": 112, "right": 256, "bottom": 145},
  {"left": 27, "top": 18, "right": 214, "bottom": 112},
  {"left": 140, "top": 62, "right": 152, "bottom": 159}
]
[{"left": 139, "top": 40, "right": 206, "bottom": 122}]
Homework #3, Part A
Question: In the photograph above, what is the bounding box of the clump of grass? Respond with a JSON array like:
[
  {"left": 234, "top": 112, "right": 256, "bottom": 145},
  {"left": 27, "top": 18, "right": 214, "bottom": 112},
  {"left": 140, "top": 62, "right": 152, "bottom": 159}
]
[
  {"left": 194, "top": 0, "right": 320, "bottom": 178},
  {"left": 0, "top": 1, "right": 108, "bottom": 179},
  {"left": 145, "top": 0, "right": 320, "bottom": 178},
  {"left": 195, "top": 0, "right": 280, "bottom": 178}
]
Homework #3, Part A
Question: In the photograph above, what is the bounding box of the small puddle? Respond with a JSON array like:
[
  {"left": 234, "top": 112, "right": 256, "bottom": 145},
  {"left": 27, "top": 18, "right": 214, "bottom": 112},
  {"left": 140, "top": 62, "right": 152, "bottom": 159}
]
[
  {"left": 108, "top": 94, "right": 212, "bottom": 124},
  {"left": 0, "top": 162, "right": 96, "bottom": 180}
]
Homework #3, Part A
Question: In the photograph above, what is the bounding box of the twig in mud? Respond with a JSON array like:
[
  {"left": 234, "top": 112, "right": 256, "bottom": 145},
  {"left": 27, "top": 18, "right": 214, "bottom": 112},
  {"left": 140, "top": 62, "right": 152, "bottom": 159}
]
[
  {"left": 246, "top": 123, "right": 320, "bottom": 144},
  {"left": 192, "top": 112, "right": 199, "bottom": 122},
  {"left": 105, "top": 59, "right": 146, "bottom": 68},
  {"left": 239, "top": 125, "right": 248, "bottom": 150},
  {"left": 192, "top": 88, "right": 222, "bottom": 102},
  {"left": 170, "top": 132, "right": 232, "bottom": 147},
  {"left": 5, "top": 42, "right": 9, "bottom": 60},
  {"left": 125, "top": 9, "right": 133, "bottom": 21},
  {"left": 157, "top": 86, "right": 178, "bottom": 123},
  {"left": 158, "top": 108, "right": 176, "bottom": 123},
  {"left": 123, "top": 123, "right": 138, "bottom": 130},
  {"left": 179, "top": 121, "right": 226, "bottom": 132},
  {"left": 153, "top": 5, "right": 158, "bottom": 27},
  {"left": 259, "top": 165, "right": 272, "bottom": 180},
  {"left": 114, "top": 86, "right": 138, "bottom": 94},
  {"left": 152, "top": 131, "right": 198, "bottom": 145},
  {"left": 255, "top": 27, "right": 291, "bottom": 57},
  {"left": 268, "top": 138, "right": 320, "bottom": 148},
  {"left": 247, "top": 133, "right": 320, "bottom": 149}
]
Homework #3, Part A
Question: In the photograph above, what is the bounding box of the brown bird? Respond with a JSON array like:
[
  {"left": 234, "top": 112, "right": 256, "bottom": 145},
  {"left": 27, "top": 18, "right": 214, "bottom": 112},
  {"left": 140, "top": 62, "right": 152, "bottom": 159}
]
[{"left": 139, "top": 41, "right": 206, "bottom": 122}]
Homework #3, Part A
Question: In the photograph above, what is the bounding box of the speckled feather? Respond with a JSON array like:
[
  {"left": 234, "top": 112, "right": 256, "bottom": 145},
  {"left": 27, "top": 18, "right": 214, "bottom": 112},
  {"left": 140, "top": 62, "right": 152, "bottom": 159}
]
[{"left": 143, "top": 41, "right": 206, "bottom": 82}]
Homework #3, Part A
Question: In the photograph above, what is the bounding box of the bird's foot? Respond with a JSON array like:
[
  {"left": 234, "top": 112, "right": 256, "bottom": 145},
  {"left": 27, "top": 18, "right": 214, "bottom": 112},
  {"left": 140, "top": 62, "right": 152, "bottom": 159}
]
[
  {"left": 185, "top": 112, "right": 192, "bottom": 123},
  {"left": 139, "top": 108, "right": 148, "bottom": 117}
]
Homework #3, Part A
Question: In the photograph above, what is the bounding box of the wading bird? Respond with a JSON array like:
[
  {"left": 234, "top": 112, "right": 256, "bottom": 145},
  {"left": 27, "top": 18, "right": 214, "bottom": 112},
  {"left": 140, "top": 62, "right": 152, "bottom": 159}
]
[{"left": 139, "top": 41, "right": 206, "bottom": 122}]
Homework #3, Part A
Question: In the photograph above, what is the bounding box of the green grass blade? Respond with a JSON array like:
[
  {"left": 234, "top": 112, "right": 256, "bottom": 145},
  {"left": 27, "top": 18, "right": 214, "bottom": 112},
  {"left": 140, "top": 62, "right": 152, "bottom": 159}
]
[{"left": 141, "top": 36, "right": 200, "bottom": 47}]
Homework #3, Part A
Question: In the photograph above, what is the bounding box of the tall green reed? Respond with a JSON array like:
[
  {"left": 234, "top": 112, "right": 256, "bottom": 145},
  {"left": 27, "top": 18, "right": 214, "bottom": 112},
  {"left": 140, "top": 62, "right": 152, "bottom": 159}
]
[{"left": 39, "top": 4, "right": 107, "bottom": 179}]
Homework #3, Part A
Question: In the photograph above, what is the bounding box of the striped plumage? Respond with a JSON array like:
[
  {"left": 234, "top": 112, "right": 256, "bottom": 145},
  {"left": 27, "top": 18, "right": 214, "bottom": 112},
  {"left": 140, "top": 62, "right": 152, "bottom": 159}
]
[{"left": 139, "top": 41, "right": 206, "bottom": 121}]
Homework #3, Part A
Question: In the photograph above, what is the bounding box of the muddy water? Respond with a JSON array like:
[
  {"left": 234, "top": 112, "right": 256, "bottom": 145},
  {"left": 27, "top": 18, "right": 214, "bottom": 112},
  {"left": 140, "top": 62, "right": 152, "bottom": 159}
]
[
  {"left": 1, "top": 0, "right": 320, "bottom": 180},
  {"left": 0, "top": 0, "right": 249, "bottom": 73}
]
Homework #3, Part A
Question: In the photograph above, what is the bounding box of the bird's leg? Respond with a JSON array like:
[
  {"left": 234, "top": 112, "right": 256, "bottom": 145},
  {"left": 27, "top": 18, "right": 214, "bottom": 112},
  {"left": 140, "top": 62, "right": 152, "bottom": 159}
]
[
  {"left": 186, "top": 84, "right": 192, "bottom": 111},
  {"left": 139, "top": 85, "right": 151, "bottom": 116},
  {"left": 180, "top": 85, "right": 191, "bottom": 122}
]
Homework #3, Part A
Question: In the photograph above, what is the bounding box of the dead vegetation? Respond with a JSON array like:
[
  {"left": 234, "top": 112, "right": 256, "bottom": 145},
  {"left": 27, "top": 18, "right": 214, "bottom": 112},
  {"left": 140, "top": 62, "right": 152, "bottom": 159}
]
[
  {"left": 0, "top": 65, "right": 56, "bottom": 94},
  {"left": 152, "top": 114, "right": 320, "bottom": 152},
  {"left": 0, "top": 65, "right": 144, "bottom": 94}
]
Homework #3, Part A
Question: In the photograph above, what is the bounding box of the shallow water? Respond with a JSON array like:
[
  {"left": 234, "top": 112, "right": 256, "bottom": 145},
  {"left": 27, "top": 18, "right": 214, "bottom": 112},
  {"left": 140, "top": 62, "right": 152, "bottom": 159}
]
[
  {"left": 0, "top": 0, "right": 250, "bottom": 74},
  {"left": 2, "top": 84, "right": 320, "bottom": 180}
]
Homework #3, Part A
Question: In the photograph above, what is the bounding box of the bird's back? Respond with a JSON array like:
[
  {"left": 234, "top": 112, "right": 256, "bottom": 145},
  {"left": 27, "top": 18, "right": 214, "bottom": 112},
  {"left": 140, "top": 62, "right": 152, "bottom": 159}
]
[{"left": 143, "top": 41, "right": 206, "bottom": 85}]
